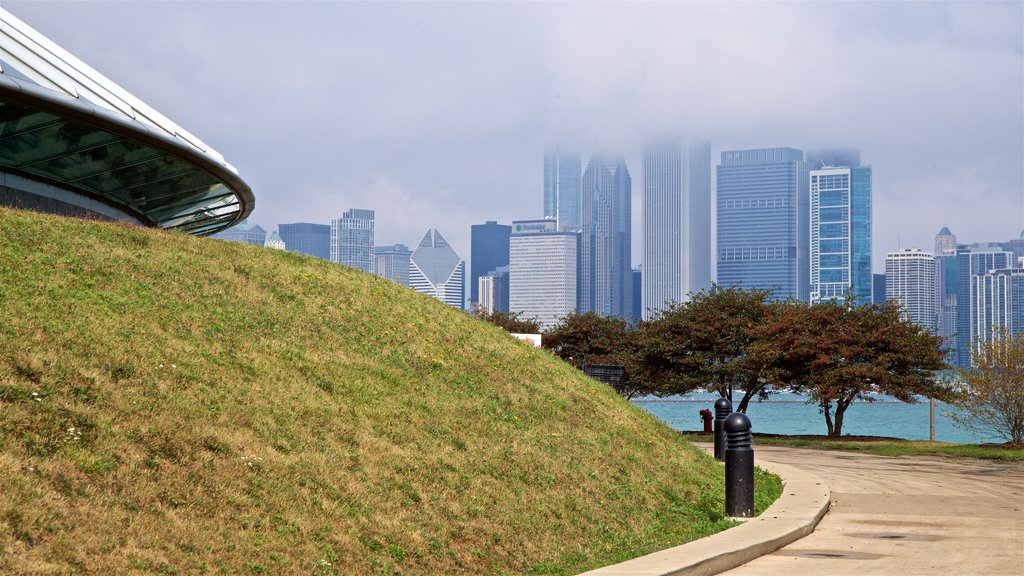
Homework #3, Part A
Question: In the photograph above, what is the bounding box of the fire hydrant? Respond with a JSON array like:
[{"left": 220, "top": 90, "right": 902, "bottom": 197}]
[{"left": 699, "top": 409, "right": 713, "bottom": 433}]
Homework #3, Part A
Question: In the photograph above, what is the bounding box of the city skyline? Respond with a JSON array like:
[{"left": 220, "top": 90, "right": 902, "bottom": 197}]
[{"left": 9, "top": 2, "right": 1021, "bottom": 275}]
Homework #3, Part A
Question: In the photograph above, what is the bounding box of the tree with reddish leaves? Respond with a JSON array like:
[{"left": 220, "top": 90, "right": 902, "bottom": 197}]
[
  {"left": 472, "top": 307, "right": 541, "bottom": 335},
  {"left": 754, "top": 297, "right": 951, "bottom": 437}
]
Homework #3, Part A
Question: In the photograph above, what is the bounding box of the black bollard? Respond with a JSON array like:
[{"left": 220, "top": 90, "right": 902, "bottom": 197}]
[
  {"left": 724, "top": 411, "right": 754, "bottom": 518},
  {"left": 713, "top": 397, "right": 732, "bottom": 461}
]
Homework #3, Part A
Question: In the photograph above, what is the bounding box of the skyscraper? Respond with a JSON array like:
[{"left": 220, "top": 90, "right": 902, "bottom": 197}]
[
  {"left": 885, "top": 249, "right": 937, "bottom": 331},
  {"left": 809, "top": 164, "right": 872, "bottom": 303},
  {"left": 278, "top": 223, "right": 330, "bottom": 260},
  {"left": 470, "top": 221, "right": 511, "bottom": 307},
  {"left": 373, "top": 244, "right": 412, "bottom": 286},
  {"left": 580, "top": 154, "right": 633, "bottom": 322},
  {"left": 934, "top": 227, "right": 959, "bottom": 363},
  {"left": 509, "top": 219, "right": 578, "bottom": 329},
  {"left": 955, "top": 244, "right": 1012, "bottom": 368},
  {"left": 642, "top": 138, "right": 712, "bottom": 318},
  {"left": 1003, "top": 230, "right": 1024, "bottom": 266},
  {"left": 934, "top": 226, "right": 957, "bottom": 256},
  {"left": 717, "top": 148, "right": 809, "bottom": 301},
  {"left": 409, "top": 229, "right": 465, "bottom": 309},
  {"left": 330, "top": 209, "right": 375, "bottom": 272},
  {"left": 478, "top": 266, "right": 509, "bottom": 314},
  {"left": 543, "top": 147, "right": 582, "bottom": 231},
  {"left": 970, "top": 267, "right": 1024, "bottom": 350}
]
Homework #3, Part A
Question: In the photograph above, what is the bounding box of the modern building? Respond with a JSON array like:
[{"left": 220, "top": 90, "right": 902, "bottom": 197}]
[
  {"left": 885, "top": 249, "right": 936, "bottom": 331},
  {"left": 373, "top": 244, "right": 412, "bottom": 286},
  {"left": 642, "top": 138, "right": 712, "bottom": 318},
  {"left": 580, "top": 154, "right": 633, "bottom": 322},
  {"left": 211, "top": 220, "right": 266, "bottom": 245},
  {"left": 717, "top": 148, "right": 809, "bottom": 301},
  {"left": 955, "top": 244, "right": 1012, "bottom": 368},
  {"left": 934, "top": 226, "right": 957, "bottom": 256},
  {"left": 632, "top": 267, "right": 643, "bottom": 322},
  {"left": 543, "top": 147, "right": 582, "bottom": 231},
  {"left": 278, "top": 223, "right": 330, "bottom": 260},
  {"left": 934, "top": 227, "right": 959, "bottom": 363},
  {"left": 809, "top": 164, "right": 872, "bottom": 303},
  {"left": 970, "top": 268, "right": 1024, "bottom": 351},
  {"left": 264, "top": 231, "right": 285, "bottom": 250},
  {"left": 409, "top": 229, "right": 465, "bottom": 309},
  {"left": 509, "top": 219, "right": 578, "bottom": 329},
  {"left": 478, "top": 266, "right": 509, "bottom": 315},
  {"left": 330, "top": 209, "right": 374, "bottom": 272},
  {"left": 1002, "top": 230, "right": 1024, "bottom": 266},
  {"left": 470, "top": 220, "right": 511, "bottom": 307},
  {"left": 872, "top": 273, "right": 887, "bottom": 305},
  {"left": 0, "top": 9, "right": 253, "bottom": 234}
]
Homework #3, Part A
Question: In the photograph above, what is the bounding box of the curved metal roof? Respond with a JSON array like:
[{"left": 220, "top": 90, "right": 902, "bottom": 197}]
[{"left": 0, "top": 9, "right": 253, "bottom": 235}]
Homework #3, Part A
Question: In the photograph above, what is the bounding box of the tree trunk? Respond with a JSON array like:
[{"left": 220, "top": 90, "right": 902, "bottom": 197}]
[
  {"left": 832, "top": 395, "right": 853, "bottom": 437},
  {"left": 737, "top": 389, "right": 755, "bottom": 413},
  {"left": 822, "top": 400, "right": 835, "bottom": 436}
]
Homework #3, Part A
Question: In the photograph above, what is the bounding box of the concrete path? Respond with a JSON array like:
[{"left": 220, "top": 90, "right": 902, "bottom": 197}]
[{"left": 722, "top": 445, "right": 1024, "bottom": 576}]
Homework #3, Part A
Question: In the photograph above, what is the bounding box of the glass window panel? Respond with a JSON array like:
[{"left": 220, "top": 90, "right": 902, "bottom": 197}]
[
  {"left": 820, "top": 207, "right": 847, "bottom": 221},
  {"left": 820, "top": 223, "right": 848, "bottom": 238}
]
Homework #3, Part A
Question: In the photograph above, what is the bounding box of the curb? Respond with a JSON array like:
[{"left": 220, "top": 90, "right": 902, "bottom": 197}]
[{"left": 578, "top": 452, "right": 830, "bottom": 576}]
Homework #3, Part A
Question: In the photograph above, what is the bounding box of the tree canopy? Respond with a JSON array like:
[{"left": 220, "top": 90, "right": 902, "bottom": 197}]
[{"left": 952, "top": 331, "right": 1024, "bottom": 446}]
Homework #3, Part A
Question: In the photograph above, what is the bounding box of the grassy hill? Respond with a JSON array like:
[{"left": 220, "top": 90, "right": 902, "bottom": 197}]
[{"left": 0, "top": 208, "right": 778, "bottom": 575}]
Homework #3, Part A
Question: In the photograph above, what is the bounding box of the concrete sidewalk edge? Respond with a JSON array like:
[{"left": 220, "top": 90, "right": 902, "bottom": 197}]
[{"left": 578, "top": 456, "right": 831, "bottom": 576}]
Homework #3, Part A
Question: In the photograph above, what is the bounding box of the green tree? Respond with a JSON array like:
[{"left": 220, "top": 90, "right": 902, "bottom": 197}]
[
  {"left": 756, "top": 298, "right": 950, "bottom": 437},
  {"left": 951, "top": 331, "right": 1024, "bottom": 446},
  {"left": 472, "top": 307, "right": 541, "bottom": 334},
  {"left": 631, "top": 285, "right": 774, "bottom": 410},
  {"left": 542, "top": 312, "right": 643, "bottom": 398}
]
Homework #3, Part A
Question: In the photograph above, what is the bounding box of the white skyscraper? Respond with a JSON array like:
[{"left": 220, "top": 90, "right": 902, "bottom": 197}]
[
  {"left": 642, "top": 138, "right": 711, "bottom": 318},
  {"left": 885, "top": 248, "right": 937, "bottom": 332},
  {"left": 409, "top": 229, "right": 465, "bottom": 309},
  {"left": 330, "top": 209, "right": 374, "bottom": 272},
  {"left": 508, "top": 219, "right": 578, "bottom": 329}
]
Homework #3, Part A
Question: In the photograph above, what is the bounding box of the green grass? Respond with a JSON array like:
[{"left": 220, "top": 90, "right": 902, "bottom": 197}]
[
  {"left": 0, "top": 208, "right": 780, "bottom": 575},
  {"left": 679, "top": 432, "right": 1024, "bottom": 461}
]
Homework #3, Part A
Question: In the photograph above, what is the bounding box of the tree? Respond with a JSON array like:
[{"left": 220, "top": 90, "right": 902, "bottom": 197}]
[
  {"left": 542, "top": 312, "right": 644, "bottom": 398},
  {"left": 631, "top": 285, "right": 774, "bottom": 410},
  {"left": 951, "top": 331, "right": 1024, "bottom": 446},
  {"left": 756, "top": 298, "right": 951, "bottom": 437},
  {"left": 472, "top": 308, "right": 541, "bottom": 334}
]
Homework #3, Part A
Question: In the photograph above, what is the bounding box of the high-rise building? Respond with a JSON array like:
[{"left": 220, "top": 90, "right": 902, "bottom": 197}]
[
  {"left": 872, "top": 273, "right": 887, "bottom": 305},
  {"left": 509, "top": 219, "right": 578, "bottom": 329},
  {"left": 1002, "top": 230, "right": 1024, "bottom": 266},
  {"left": 934, "top": 226, "right": 957, "bottom": 256},
  {"left": 955, "top": 244, "right": 1012, "bottom": 368},
  {"left": 580, "top": 154, "right": 633, "bottom": 322},
  {"left": 264, "top": 231, "right": 286, "bottom": 250},
  {"left": 279, "top": 223, "right": 330, "bottom": 260},
  {"left": 210, "top": 220, "right": 266, "bottom": 245},
  {"left": 642, "top": 138, "right": 712, "bottom": 318},
  {"left": 970, "top": 268, "right": 1024, "bottom": 351},
  {"left": 470, "top": 221, "right": 511, "bottom": 306},
  {"left": 717, "top": 148, "right": 809, "bottom": 301},
  {"left": 330, "top": 209, "right": 374, "bottom": 272},
  {"left": 409, "top": 229, "right": 465, "bottom": 309},
  {"left": 478, "top": 266, "right": 509, "bottom": 315},
  {"left": 543, "top": 147, "right": 582, "bottom": 231},
  {"left": 632, "top": 267, "right": 643, "bottom": 322},
  {"left": 373, "top": 244, "right": 412, "bottom": 286},
  {"left": 885, "top": 249, "right": 936, "bottom": 331},
  {"left": 809, "top": 164, "right": 872, "bottom": 303}
]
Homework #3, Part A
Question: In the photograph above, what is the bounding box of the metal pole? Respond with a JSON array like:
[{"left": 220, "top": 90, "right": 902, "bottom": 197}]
[
  {"left": 713, "top": 397, "right": 732, "bottom": 461},
  {"left": 724, "top": 412, "right": 755, "bottom": 517},
  {"left": 930, "top": 397, "right": 935, "bottom": 441}
]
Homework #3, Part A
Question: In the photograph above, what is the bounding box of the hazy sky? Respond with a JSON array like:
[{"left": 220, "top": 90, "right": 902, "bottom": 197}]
[{"left": 8, "top": 1, "right": 1023, "bottom": 272}]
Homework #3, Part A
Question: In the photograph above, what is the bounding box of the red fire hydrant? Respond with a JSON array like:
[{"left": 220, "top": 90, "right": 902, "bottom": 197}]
[{"left": 699, "top": 409, "right": 713, "bottom": 433}]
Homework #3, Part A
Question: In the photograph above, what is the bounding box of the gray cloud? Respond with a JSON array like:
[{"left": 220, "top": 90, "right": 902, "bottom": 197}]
[{"left": 7, "top": 1, "right": 1022, "bottom": 270}]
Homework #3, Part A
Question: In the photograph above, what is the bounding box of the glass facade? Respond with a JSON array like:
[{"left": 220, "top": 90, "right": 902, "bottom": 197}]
[
  {"left": 470, "top": 220, "right": 510, "bottom": 305},
  {"left": 374, "top": 244, "right": 412, "bottom": 286},
  {"left": 580, "top": 155, "right": 632, "bottom": 322},
  {"left": 409, "top": 229, "right": 465, "bottom": 309},
  {"left": 543, "top": 147, "right": 581, "bottom": 232},
  {"left": 717, "top": 148, "right": 808, "bottom": 302},
  {"left": 330, "top": 208, "right": 374, "bottom": 272},
  {"left": 956, "top": 245, "right": 1012, "bottom": 368},
  {"left": 279, "top": 223, "right": 330, "bottom": 261},
  {"left": 809, "top": 165, "right": 871, "bottom": 304}
]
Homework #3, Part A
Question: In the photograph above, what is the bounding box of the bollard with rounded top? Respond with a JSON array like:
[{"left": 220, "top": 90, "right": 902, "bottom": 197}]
[
  {"left": 713, "top": 397, "right": 732, "bottom": 461},
  {"left": 724, "top": 411, "right": 754, "bottom": 517}
]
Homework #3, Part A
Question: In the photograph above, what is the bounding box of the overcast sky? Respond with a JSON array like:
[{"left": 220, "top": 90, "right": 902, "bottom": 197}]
[{"left": 8, "top": 1, "right": 1023, "bottom": 273}]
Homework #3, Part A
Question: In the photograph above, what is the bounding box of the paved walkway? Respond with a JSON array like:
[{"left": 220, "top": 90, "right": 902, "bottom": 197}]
[{"left": 722, "top": 445, "right": 1024, "bottom": 576}]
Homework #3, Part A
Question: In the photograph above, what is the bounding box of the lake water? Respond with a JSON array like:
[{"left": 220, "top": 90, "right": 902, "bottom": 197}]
[{"left": 634, "top": 391, "right": 1005, "bottom": 445}]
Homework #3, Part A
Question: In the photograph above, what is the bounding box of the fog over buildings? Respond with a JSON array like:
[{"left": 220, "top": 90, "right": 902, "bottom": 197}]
[{"left": 9, "top": 1, "right": 1022, "bottom": 272}]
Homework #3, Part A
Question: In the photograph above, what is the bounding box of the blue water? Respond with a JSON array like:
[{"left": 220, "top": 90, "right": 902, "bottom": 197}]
[{"left": 634, "top": 391, "right": 1005, "bottom": 445}]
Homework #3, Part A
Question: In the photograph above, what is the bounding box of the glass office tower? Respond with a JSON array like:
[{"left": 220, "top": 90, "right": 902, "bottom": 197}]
[
  {"left": 717, "top": 148, "right": 809, "bottom": 301},
  {"left": 330, "top": 209, "right": 375, "bottom": 272},
  {"left": 543, "top": 147, "right": 582, "bottom": 231},
  {"left": 470, "top": 221, "right": 511, "bottom": 306},
  {"left": 809, "top": 165, "right": 872, "bottom": 304},
  {"left": 955, "top": 244, "right": 1012, "bottom": 368},
  {"left": 279, "top": 223, "right": 331, "bottom": 260},
  {"left": 580, "top": 154, "right": 632, "bottom": 322}
]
